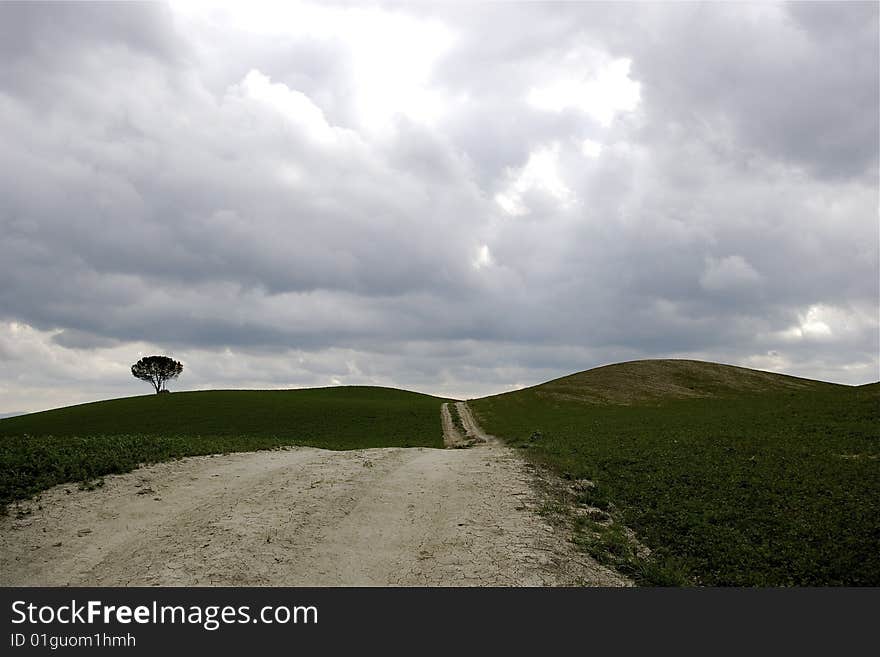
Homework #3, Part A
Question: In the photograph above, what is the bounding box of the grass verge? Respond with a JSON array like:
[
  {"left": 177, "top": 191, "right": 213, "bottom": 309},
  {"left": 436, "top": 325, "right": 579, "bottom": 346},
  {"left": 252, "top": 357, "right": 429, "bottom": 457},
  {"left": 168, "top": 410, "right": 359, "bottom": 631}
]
[{"left": 447, "top": 403, "right": 468, "bottom": 439}]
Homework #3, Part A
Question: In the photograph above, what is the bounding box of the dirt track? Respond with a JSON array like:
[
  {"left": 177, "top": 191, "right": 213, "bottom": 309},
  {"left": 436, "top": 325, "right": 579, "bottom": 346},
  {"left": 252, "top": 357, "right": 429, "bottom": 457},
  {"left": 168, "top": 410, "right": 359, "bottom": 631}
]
[{"left": 1, "top": 405, "right": 627, "bottom": 586}]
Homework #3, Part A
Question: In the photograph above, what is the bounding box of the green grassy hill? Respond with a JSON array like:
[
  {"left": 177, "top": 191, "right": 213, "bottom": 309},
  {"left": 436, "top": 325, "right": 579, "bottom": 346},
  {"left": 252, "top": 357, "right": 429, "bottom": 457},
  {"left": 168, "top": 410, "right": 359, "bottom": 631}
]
[
  {"left": 470, "top": 359, "right": 880, "bottom": 586},
  {"left": 4, "top": 360, "right": 878, "bottom": 586},
  {"left": 524, "top": 358, "right": 829, "bottom": 404},
  {"left": 0, "top": 386, "right": 448, "bottom": 506}
]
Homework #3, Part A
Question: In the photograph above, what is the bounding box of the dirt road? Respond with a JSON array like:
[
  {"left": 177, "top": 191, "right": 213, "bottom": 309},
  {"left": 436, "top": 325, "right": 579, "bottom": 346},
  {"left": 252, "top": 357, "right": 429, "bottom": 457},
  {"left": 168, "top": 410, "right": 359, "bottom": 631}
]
[{"left": 1, "top": 404, "right": 627, "bottom": 586}]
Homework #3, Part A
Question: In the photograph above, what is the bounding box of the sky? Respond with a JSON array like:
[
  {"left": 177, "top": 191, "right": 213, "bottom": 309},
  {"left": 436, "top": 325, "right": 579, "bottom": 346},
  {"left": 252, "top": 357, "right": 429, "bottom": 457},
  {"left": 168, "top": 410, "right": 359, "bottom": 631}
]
[{"left": 0, "top": 1, "right": 878, "bottom": 414}]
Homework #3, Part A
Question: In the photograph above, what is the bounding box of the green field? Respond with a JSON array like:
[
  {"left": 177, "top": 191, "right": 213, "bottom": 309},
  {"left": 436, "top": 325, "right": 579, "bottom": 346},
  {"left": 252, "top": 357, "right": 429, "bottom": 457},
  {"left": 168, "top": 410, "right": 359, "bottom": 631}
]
[
  {"left": 0, "top": 386, "right": 448, "bottom": 506},
  {"left": 4, "top": 359, "right": 878, "bottom": 586},
  {"left": 470, "top": 360, "right": 880, "bottom": 586}
]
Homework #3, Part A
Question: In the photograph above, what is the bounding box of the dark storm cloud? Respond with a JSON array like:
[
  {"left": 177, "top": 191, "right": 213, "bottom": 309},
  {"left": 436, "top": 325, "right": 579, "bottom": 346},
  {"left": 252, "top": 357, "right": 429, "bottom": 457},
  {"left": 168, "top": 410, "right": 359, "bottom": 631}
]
[
  {"left": 425, "top": 1, "right": 879, "bottom": 180},
  {"left": 0, "top": 1, "right": 184, "bottom": 102},
  {"left": 626, "top": 1, "right": 879, "bottom": 180},
  {"left": 0, "top": 1, "right": 179, "bottom": 57},
  {"left": 0, "top": 1, "right": 876, "bottom": 412}
]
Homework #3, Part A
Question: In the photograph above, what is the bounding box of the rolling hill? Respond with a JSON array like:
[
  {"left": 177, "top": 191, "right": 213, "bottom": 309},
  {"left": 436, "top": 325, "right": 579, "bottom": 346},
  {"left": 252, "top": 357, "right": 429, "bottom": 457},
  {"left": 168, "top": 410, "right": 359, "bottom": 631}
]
[
  {"left": 3, "top": 360, "right": 878, "bottom": 586},
  {"left": 0, "top": 386, "right": 448, "bottom": 444},
  {"left": 517, "top": 358, "right": 837, "bottom": 405},
  {"left": 0, "top": 386, "right": 449, "bottom": 505},
  {"left": 470, "top": 359, "right": 880, "bottom": 586}
]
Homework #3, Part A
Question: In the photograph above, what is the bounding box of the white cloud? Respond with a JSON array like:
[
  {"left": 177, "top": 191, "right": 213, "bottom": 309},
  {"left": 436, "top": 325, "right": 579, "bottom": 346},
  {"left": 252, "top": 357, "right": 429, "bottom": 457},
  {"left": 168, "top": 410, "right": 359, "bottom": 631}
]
[
  {"left": 798, "top": 307, "right": 833, "bottom": 338},
  {"left": 775, "top": 304, "right": 878, "bottom": 342},
  {"left": 495, "top": 142, "right": 574, "bottom": 216},
  {"left": 528, "top": 57, "right": 641, "bottom": 126},
  {"left": 235, "top": 69, "right": 336, "bottom": 144},
  {"left": 178, "top": 1, "right": 457, "bottom": 132},
  {"left": 473, "top": 244, "right": 495, "bottom": 270},
  {"left": 581, "top": 139, "right": 603, "bottom": 158}
]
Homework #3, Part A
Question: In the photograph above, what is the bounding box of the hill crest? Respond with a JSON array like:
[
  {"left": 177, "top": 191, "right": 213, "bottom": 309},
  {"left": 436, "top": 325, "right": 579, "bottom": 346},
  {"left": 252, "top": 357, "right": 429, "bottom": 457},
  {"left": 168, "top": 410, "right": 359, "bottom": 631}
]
[{"left": 511, "top": 359, "right": 840, "bottom": 405}]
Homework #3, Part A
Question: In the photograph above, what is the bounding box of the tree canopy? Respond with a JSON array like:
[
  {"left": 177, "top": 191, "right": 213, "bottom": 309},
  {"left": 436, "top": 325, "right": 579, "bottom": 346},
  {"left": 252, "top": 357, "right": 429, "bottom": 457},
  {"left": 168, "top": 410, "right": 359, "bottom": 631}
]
[{"left": 131, "top": 355, "right": 183, "bottom": 394}]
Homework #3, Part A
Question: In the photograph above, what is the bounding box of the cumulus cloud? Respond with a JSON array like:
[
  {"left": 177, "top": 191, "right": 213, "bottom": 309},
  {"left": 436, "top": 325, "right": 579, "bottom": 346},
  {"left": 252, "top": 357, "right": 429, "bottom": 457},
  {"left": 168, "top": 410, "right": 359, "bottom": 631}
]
[
  {"left": 527, "top": 55, "right": 641, "bottom": 126},
  {"left": 0, "top": 1, "right": 876, "bottom": 413}
]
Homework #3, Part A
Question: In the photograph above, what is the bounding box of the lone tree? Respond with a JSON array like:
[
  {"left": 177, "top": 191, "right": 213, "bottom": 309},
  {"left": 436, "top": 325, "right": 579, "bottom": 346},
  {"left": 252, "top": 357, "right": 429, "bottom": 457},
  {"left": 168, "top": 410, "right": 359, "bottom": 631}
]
[{"left": 131, "top": 355, "right": 183, "bottom": 394}]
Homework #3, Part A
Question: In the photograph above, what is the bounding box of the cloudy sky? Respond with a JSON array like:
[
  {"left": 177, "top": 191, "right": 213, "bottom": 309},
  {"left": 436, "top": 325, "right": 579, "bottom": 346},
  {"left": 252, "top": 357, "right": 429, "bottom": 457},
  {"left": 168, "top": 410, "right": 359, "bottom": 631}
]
[{"left": 1, "top": 1, "right": 877, "bottom": 413}]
